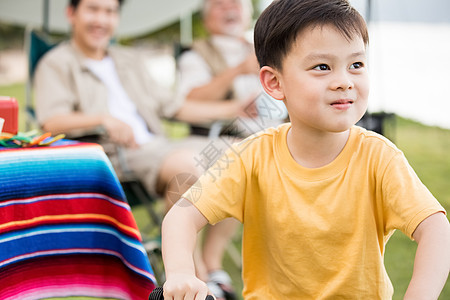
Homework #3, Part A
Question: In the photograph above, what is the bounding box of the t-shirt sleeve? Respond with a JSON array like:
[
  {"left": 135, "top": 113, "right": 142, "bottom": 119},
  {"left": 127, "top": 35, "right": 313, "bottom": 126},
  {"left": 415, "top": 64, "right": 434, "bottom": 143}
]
[
  {"left": 182, "top": 145, "right": 248, "bottom": 225},
  {"left": 381, "top": 152, "right": 446, "bottom": 239}
]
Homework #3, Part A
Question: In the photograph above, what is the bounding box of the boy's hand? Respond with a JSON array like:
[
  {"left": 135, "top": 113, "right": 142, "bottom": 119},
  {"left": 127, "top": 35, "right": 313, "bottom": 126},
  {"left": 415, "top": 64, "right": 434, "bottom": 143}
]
[{"left": 163, "top": 272, "right": 212, "bottom": 300}]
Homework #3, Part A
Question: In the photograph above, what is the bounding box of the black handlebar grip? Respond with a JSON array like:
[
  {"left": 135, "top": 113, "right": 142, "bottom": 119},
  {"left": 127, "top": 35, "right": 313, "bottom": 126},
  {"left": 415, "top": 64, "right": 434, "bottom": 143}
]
[
  {"left": 148, "top": 286, "right": 215, "bottom": 300},
  {"left": 148, "top": 286, "right": 164, "bottom": 300}
]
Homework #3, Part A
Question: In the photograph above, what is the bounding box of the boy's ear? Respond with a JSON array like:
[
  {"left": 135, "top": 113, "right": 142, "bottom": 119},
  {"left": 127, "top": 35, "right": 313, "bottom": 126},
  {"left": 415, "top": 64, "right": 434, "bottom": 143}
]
[{"left": 259, "top": 66, "right": 285, "bottom": 100}]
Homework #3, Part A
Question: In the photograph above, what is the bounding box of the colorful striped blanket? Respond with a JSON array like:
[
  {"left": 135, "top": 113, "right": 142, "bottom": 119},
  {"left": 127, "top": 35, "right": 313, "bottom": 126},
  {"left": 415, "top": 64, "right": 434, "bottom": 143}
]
[{"left": 0, "top": 142, "right": 156, "bottom": 299}]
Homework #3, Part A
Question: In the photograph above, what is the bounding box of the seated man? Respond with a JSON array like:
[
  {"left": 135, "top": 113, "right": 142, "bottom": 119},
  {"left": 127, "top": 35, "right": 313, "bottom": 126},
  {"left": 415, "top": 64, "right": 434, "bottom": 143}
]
[
  {"left": 177, "top": 0, "right": 287, "bottom": 138},
  {"left": 34, "top": 0, "right": 254, "bottom": 294}
]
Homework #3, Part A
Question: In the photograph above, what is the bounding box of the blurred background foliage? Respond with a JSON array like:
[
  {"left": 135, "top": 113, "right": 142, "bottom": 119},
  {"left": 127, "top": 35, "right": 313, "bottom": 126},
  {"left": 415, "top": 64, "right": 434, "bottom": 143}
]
[{"left": 0, "top": 23, "right": 24, "bottom": 50}]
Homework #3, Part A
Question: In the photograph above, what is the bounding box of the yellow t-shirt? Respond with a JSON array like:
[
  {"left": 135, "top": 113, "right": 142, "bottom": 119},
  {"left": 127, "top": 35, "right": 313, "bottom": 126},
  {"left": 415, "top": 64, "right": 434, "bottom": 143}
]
[{"left": 183, "top": 124, "right": 445, "bottom": 299}]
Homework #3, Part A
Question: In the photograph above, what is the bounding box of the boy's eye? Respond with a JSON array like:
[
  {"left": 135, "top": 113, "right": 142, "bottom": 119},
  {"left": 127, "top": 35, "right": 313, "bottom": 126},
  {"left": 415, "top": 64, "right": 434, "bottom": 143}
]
[
  {"left": 313, "top": 64, "right": 330, "bottom": 71},
  {"left": 350, "top": 62, "right": 364, "bottom": 69}
]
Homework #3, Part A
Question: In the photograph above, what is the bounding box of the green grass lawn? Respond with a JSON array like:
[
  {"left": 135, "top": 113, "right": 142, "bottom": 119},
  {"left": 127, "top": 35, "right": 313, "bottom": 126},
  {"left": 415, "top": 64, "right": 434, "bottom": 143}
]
[
  {"left": 1, "top": 82, "right": 449, "bottom": 299},
  {"left": 385, "top": 117, "right": 450, "bottom": 299}
]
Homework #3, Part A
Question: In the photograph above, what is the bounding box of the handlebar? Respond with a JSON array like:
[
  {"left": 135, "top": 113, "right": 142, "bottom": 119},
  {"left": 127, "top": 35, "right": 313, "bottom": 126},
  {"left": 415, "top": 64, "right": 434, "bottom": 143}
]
[{"left": 148, "top": 286, "right": 215, "bottom": 300}]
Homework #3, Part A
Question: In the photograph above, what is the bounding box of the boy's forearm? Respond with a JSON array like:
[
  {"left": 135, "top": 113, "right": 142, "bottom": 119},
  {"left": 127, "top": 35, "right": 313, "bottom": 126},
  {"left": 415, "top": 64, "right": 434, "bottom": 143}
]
[
  {"left": 161, "top": 199, "right": 211, "bottom": 298},
  {"left": 161, "top": 198, "right": 209, "bottom": 277},
  {"left": 162, "top": 210, "right": 197, "bottom": 276},
  {"left": 404, "top": 212, "right": 450, "bottom": 299}
]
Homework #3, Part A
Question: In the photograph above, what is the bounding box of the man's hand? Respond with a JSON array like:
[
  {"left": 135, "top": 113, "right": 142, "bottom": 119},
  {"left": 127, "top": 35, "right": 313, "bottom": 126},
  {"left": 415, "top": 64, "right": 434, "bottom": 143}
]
[
  {"left": 237, "top": 53, "right": 260, "bottom": 75},
  {"left": 101, "top": 115, "right": 138, "bottom": 148},
  {"left": 238, "top": 94, "right": 259, "bottom": 119}
]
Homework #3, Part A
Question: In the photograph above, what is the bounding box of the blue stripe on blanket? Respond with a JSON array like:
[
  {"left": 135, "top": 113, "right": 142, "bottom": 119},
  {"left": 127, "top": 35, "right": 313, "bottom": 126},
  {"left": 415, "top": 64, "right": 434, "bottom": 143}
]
[
  {"left": 0, "top": 223, "right": 153, "bottom": 279},
  {"left": 0, "top": 147, "right": 125, "bottom": 201}
]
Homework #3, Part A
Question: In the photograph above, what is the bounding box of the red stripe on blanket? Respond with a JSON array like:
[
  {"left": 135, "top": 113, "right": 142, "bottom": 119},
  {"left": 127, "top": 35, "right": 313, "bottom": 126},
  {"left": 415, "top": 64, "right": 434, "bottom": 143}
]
[
  {"left": 0, "top": 197, "right": 141, "bottom": 238},
  {"left": 0, "top": 254, "right": 155, "bottom": 300}
]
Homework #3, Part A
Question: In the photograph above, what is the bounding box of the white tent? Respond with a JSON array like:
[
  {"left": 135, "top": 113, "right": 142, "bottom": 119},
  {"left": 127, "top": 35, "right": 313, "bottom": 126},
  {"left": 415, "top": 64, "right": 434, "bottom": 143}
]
[{"left": 0, "top": 0, "right": 202, "bottom": 40}]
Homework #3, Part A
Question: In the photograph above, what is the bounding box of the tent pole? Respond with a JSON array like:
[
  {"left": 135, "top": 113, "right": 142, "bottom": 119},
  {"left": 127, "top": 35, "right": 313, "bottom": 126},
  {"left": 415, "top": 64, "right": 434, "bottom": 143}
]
[
  {"left": 180, "top": 11, "right": 193, "bottom": 46},
  {"left": 366, "top": 0, "right": 372, "bottom": 23},
  {"left": 43, "top": 0, "right": 50, "bottom": 35}
]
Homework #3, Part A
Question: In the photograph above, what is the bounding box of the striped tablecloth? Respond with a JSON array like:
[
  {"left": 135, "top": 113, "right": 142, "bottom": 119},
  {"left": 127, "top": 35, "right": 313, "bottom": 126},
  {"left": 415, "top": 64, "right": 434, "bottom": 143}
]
[{"left": 0, "top": 141, "right": 156, "bottom": 299}]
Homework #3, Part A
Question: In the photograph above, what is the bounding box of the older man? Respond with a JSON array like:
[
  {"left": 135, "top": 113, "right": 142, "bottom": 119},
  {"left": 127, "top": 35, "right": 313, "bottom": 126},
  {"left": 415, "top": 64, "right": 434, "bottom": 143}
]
[{"left": 177, "top": 0, "right": 287, "bottom": 138}]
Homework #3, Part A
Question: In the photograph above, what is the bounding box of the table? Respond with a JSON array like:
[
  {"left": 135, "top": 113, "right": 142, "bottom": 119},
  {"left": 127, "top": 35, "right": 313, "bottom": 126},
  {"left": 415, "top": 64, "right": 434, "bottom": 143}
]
[{"left": 0, "top": 141, "right": 156, "bottom": 299}]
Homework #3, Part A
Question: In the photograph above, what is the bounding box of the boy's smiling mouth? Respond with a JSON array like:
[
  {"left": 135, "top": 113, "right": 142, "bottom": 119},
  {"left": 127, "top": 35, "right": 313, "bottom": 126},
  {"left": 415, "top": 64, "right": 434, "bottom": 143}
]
[{"left": 330, "top": 99, "right": 354, "bottom": 110}]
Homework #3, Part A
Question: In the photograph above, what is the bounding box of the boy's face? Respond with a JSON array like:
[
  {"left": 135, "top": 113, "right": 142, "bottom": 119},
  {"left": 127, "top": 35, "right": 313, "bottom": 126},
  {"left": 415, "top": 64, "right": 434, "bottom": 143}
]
[
  {"left": 67, "top": 0, "right": 120, "bottom": 58},
  {"left": 262, "top": 25, "right": 369, "bottom": 133}
]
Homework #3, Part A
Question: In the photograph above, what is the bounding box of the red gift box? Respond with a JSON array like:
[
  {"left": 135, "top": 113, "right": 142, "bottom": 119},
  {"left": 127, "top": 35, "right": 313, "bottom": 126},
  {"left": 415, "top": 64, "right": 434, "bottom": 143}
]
[{"left": 0, "top": 96, "right": 19, "bottom": 134}]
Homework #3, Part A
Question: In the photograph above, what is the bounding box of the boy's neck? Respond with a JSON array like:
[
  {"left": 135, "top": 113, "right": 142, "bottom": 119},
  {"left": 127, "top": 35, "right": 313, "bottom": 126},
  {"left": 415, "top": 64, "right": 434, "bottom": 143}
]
[{"left": 286, "top": 125, "right": 351, "bottom": 169}]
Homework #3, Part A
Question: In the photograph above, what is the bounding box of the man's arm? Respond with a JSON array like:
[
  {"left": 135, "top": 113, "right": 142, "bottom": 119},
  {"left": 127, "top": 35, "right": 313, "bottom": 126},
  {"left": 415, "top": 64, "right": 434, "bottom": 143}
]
[
  {"left": 185, "top": 54, "right": 260, "bottom": 102},
  {"left": 404, "top": 212, "right": 450, "bottom": 299},
  {"left": 174, "top": 97, "right": 258, "bottom": 125},
  {"left": 41, "top": 113, "right": 104, "bottom": 134},
  {"left": 42, "top": 113, "right": 137, "bottom": 148},
  {"left": 162, "top": 198, "right": 211, "bottom": 299}
]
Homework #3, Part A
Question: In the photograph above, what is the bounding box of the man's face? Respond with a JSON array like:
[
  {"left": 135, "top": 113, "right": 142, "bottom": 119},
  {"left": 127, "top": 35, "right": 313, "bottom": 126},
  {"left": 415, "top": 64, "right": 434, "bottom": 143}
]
[
  {"left": 67, "top": 0, "right": 120, "bottom": 58},
  {"left": 203, "top": 0, "right": 249, "bottom": 37}
]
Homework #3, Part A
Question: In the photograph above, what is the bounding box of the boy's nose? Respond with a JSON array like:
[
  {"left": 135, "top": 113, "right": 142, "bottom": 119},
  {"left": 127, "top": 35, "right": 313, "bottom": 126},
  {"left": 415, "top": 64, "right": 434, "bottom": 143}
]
[{"left": 330, "top": 72, "right": 354, "bottom": 90}]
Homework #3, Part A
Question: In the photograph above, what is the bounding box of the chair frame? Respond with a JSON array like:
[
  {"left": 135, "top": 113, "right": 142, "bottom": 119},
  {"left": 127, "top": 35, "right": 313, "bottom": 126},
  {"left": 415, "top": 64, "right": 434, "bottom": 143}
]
[{"left": 24, "top": 26, "right": 57, "bottom": 131}]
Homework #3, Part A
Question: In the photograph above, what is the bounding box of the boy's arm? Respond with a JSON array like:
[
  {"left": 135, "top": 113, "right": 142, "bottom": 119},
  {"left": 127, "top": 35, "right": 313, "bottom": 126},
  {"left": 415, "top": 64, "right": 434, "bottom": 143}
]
[
  {"left": 404, "top": 212, "right": 450, "bottom": 300},
  {"left": 162, "top": 198, "right": 211, "bottom": 299}
]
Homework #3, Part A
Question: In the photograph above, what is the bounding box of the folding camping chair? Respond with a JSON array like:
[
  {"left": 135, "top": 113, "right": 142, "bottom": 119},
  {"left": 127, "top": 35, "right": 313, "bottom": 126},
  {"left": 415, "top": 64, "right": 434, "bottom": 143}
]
[
  {"left": 356, "top": 111, "right": 396, "bottom": 141},
  {"left": 24, "top": 27, "right": 57, "bottom": 131},
  {"left": 24, "top": 27, "right": 166, "bottom": 285}
]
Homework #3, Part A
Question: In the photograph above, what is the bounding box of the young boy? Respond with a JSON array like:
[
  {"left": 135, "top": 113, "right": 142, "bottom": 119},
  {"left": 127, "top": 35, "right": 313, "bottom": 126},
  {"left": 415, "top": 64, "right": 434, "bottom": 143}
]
[{"left": 161, "top": 0, "right": 450, "bottom": 298}]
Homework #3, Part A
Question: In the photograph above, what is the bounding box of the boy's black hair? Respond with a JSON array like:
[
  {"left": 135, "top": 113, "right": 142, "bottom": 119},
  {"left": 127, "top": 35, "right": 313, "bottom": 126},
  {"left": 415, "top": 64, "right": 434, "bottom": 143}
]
[
  {"left": 254, "top": 0, "right": 369, "bottom": 70},
  {"left": 69, "top": 0, "right": 124, "bottom": 9}
]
